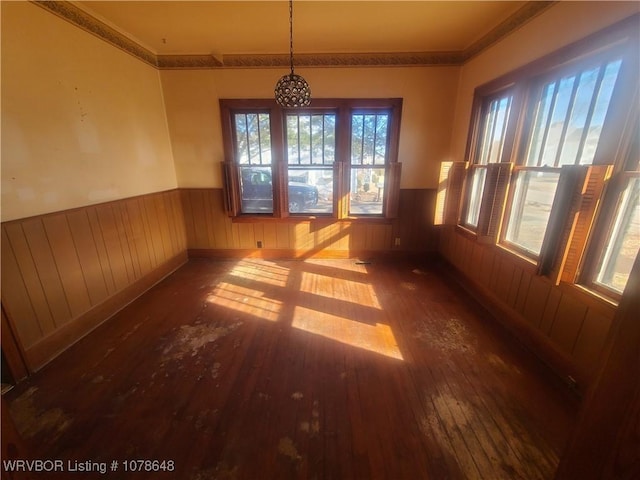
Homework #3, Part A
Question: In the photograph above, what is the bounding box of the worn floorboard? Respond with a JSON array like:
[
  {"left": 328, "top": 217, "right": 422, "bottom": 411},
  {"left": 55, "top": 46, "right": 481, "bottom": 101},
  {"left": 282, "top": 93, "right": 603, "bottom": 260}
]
[{"left": 5, "top": 258, "right": 578, "bottom": 479}]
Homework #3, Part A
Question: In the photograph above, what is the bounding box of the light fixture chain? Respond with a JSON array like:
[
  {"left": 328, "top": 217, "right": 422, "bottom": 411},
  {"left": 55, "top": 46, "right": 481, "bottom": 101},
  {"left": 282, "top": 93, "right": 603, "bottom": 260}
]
[
  {"left": 289, "top": 0, "right": 294, "bottom": 75},
  {"left": 274, "top": 0, "right": 311, "bottom": 107}
]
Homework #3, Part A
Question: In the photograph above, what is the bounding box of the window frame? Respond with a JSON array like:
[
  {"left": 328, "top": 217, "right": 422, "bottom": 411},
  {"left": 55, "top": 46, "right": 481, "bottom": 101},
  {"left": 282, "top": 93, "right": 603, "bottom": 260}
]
[
  {"left": 220, "top": 98, "right": 403, "bottom": 221},
  {"left": 502, "top": 48, "right": 630, "bottom": 259},
  {"left": 579, "top": 111, "right": 640, "bottom": 301},
  {"left": 460, "top": 87, "right": 519, "bottom": 232},
  {"left": 456, "top": 14, "right": 639, "bottom": 301}
]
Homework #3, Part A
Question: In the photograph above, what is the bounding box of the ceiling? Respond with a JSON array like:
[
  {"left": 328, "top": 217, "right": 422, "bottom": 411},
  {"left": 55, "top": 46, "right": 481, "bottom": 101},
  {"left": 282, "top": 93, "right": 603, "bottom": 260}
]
[{"left": 73, "top": 1, "right": 534, "bottom": 58}]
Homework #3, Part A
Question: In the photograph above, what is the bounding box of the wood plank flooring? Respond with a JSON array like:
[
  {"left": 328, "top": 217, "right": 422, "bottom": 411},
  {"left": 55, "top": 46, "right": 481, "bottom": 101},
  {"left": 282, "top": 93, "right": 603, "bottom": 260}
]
[{"left": 4, "top": 258, "right": 578, "bottom": 479}]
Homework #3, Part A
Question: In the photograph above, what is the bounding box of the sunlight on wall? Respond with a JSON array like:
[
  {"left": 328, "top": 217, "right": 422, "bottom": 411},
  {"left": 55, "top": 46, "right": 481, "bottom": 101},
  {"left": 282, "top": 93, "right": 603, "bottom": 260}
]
[{"left": 292, "top": 306, "right": 403, "bottom": 361}]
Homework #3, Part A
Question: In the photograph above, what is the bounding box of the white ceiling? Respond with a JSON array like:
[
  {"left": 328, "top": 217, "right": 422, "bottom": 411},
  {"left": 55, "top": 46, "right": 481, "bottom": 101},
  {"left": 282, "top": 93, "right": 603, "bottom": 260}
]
[{"left": 74, "top": 1, "right": 531, "bottom": 57}]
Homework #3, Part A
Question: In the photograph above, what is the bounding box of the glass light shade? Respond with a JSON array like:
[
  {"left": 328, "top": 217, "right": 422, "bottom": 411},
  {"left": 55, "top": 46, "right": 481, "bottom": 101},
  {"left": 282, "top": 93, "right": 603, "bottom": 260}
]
[{"left": 275, "top": 73, "right": 311, "bottom": 108}]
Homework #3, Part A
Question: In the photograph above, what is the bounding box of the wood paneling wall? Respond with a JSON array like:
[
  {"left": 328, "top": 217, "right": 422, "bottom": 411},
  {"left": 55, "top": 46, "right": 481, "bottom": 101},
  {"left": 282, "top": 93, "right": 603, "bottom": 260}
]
[
  {"left": 1, "top": 190, "right": 187, "bottom": 373},
  {"left": 1, "top": 188, "right": 435, "bottom": 376},
  {"left": 438, "top": 226, "right": 617, "bottom": 391},
  {"left": 180, "top": 188, "right": 437, "bottom": 258}
]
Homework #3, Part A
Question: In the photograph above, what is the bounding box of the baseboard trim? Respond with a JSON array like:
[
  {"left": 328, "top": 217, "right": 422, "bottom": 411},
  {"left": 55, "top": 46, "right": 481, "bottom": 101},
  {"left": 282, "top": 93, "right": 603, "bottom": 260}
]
[
  {"left": 187, "top": 248, "right": 432, "bottom": 261},
  {"left": 25, "top": 252, "right": 188, "bottom": 371}
]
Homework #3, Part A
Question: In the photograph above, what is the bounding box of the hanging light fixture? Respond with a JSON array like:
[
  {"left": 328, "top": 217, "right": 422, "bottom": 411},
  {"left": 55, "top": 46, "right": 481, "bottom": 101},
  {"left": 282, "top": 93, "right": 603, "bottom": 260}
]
[{"left": 274, "top": 0, "right": 311, "bottom": 107}]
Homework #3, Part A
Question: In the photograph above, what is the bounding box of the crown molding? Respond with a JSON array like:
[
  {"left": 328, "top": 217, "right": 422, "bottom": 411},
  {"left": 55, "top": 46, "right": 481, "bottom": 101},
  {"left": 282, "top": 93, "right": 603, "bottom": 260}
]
[
  {"left": 157, "top": 51, "right": 467, "bottom": 69},
  {"left": 33, "top": 0, "right": 555, "bottom": 70},
  {"left": 33, "top": 1, "right": 158, "bottom": 67}
]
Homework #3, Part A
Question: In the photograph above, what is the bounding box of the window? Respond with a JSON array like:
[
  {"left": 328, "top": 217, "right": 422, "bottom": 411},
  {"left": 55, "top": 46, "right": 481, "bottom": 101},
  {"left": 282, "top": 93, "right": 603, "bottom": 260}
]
[
  {"left": 350, "top": 112, "right": 391, "bottom": 215},
  {"left": 585, "top": 126, "right": 639, "bottom": 298},
  {"left": 461, "top": 92, "right": 514, "bottom": 229},
  {"left": 595, "top": 175, "right": 639, "bottom": 293},
  {"left": 455, "top": 15, "right": 638, "bottom": 299},
  {"left": 221, "top": 99, "right": 402, "bottom": 219},
  {"left": 504, "top": 57, "right": 623, "bottom": 257},
  {"left": 286, "top": 112, "right": 335, "bottom": 214},
  {"left": 234, "top": 112, "right": 274, "bottom": 213}
]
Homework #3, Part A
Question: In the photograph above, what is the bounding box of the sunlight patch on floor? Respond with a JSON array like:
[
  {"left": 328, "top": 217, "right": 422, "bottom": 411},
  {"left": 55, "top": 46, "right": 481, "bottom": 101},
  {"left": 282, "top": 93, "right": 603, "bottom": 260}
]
[
  {"left": 299, "top": 271, "right": 382, "bottom": 309},
  {"left": 292, "top": 306, "right": 403, "bottom": 360},
  {"left": 207, "top": 282, "right": 282, "bottom": 321},
  {"left": 229, "top": 260, "right": 290, "bottom": 287}
]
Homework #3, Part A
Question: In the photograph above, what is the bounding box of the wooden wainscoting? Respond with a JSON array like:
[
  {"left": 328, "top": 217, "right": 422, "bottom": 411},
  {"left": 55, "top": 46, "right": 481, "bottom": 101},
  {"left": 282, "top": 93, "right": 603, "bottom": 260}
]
[
  {"left": 1, "top": 190, "right": 188, "bottom": 373},
  {"left": 438, "top": 226, "right": 617, "bottom": 392},
  {"left": 180, "top": 188, "right": 437, "bottom": 259}
]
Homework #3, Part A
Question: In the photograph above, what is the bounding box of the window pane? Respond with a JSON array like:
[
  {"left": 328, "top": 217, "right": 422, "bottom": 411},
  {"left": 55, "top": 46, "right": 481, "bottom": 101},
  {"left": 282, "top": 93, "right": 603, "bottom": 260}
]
[
  {"left": 526, "top": 82, "right": 557, "bottom": 166},
  {"left": 595, "top": 177, "right": 640, "bottom": 293},
  {"left": 580, "top": 59, "right": 622, "bottom": 165},
  {"left": 286, "top": 113, "right": 336, "bottom": 166},
  {"left": 478, "top": 95, "right": 512, "bottom": 165},
  {"left": 234, "top": 113, "right": 271, "bottom": 165},
  {"left": 465, "top": 167, "right": 487, "bottom": 228},
  {"left": 505, "top": 170, "right": 560, "bottom": 255},
  {"left": 350, "top": 167, "right": 385, "bottom": 215},
  {"left": 558, "top": 67, "right": 598, "bottom": 166},
  {"left": 525, "top": 59, "right": 622, "bottom": 168},
  {"left": 285, "top": 114, "right": 336, "bottom": 214},
  {"left": 351, "top": 113, "right": 389, "bottom": 166},
  {"left": 239, "top": 166, "right": 273, "bottom": 213},
  {"left": 288, "top": 168, "right": 329, "bottom": 214}
]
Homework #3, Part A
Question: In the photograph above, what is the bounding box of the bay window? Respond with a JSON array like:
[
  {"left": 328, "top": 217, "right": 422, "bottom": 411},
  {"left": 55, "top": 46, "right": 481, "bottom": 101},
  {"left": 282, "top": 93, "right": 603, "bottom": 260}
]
[{"left": 450, "top": 15, "right": 639, "bottom": 300}]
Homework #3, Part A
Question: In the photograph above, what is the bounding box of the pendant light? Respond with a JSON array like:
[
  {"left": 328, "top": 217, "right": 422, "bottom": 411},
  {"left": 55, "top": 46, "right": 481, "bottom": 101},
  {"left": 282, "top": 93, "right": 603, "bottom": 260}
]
[{"left": 274, "top": 0, "right": 311, "bottom": 107}]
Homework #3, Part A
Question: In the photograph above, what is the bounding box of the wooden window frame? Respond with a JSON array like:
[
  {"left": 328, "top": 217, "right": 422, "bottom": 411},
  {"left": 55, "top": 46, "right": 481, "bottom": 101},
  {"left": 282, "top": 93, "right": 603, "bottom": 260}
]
[
  {"left": 579, "top": 109, "right": 639, "bottom": 301},
  {"left": 453, "top": 14, "right": 639, "bottom": 302},
  {"left": 220, "top": 98, "right": 403, "bottom": 221},
  {"left": 460, "top": 88, "right": 519, "bottom": 232}
]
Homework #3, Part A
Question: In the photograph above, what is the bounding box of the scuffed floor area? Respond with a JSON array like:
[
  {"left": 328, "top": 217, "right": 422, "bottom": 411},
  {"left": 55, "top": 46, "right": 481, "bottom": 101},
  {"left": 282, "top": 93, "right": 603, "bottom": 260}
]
[{"left": 4, "top": 258, "right": 578, "bottom": 479}]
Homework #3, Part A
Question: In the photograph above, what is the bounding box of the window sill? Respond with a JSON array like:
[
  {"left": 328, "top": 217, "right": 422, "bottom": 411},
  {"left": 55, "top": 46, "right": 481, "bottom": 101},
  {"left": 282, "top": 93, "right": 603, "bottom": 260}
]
[{"left": 455, "top": 224, "right": 479, "bottom": 241}]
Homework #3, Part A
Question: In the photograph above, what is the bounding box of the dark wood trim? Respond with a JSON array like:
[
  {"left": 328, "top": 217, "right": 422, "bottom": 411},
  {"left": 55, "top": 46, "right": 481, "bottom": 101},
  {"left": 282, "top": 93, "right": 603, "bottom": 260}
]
[
  {"left": 554, "top": 254, "right": 640, "bottom": 479},
  {"left": 1, "top": 306, "right": 30, "bottom": 382},
  {"left": 24, "top": 252, "right": 187, "bottom": 371}
]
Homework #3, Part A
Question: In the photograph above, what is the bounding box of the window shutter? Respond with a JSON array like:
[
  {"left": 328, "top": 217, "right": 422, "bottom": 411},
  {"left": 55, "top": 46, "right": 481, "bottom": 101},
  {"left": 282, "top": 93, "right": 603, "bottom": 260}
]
[
  {"left": 476, "top": 162, "right": 513, "bottom": 242},
  {"left": 537, "top": 164, "right": 612, "bottom": 280},
  {"left": 434, "top": 161, "right": 466, "bottom": 225},
  {"left": 384, "top": 162, "right": 402, "bottom": 218},
  {"left": 538, "top": 165, "right": 586, "bottom": 277},
  {"left": 221, "top": 161, "right": 240, "bottom": 217},
  {"left": 556, "top": 165, "right": 613, "bottom": 284}
]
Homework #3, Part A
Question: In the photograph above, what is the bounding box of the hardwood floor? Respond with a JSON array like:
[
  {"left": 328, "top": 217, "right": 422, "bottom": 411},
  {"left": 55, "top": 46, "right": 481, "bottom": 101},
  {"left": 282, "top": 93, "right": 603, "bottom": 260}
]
[{"left": 4, "top": 258, "right": 578, "bottom": 479}]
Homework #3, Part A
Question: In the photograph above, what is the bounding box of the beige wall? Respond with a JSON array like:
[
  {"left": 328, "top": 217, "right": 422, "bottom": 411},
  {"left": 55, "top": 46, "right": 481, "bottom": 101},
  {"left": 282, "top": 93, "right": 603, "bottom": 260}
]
[
  {"left": 161, "top": 66, "right": 460, "bottom": 190},
  {"left": 1, "top": 2, "right": 177, "bottom": 222},
  {"left": 449, "top": 1, "right": 640, "bottom": 162}
]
